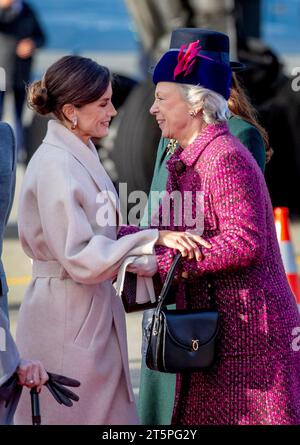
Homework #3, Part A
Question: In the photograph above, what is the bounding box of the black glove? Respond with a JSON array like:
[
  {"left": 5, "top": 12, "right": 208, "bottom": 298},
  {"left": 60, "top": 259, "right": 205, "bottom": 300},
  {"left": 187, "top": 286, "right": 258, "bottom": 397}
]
[
  {"left": 0, "top": 371, "right": 80, "bottom": 408},
  {"left": 45, "top": 372, "right": 80, "bottom": 407}
]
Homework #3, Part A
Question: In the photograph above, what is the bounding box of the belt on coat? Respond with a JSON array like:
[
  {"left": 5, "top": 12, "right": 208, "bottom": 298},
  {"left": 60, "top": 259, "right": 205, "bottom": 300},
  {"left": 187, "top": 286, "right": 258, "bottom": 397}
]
[
  {"left": 32, "top": 258, "right": 135, "bottom": 404},
  {"left": 32, "top": 260, "right": 70, "bottom": 279}
]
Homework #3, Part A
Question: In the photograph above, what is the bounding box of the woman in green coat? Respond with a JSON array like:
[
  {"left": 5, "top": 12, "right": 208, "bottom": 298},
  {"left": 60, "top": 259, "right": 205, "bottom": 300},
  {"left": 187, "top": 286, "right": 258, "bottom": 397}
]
[{"left": 138, "top": 68, "right": 271, "bottom": 424}]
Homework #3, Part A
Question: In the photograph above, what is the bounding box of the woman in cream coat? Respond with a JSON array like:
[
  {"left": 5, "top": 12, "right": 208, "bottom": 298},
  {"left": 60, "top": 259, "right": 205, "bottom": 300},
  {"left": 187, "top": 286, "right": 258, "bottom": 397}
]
[{"left": 14, "top": 56, "right": 204, "bottom": 425}]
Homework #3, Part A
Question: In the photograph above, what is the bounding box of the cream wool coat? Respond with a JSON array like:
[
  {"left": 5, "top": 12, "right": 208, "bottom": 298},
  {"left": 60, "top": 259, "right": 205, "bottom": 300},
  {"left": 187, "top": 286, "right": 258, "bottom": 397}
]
[{"left": 14, "top": 120, "right": 159, "bottom": 425}]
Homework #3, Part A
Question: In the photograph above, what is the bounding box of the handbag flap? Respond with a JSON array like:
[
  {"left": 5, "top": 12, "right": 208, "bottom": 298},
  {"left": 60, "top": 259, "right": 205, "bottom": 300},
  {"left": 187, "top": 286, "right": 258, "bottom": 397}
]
[{"left": 162, "top": 309, "right": 219, "bottom": 348}]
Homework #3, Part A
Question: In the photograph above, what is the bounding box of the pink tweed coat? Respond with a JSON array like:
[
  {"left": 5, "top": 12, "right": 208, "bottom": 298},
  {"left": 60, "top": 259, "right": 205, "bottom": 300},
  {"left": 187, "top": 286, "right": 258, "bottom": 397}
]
[{"left": 122, "top": 122, "right": 300, "bottom": 425}]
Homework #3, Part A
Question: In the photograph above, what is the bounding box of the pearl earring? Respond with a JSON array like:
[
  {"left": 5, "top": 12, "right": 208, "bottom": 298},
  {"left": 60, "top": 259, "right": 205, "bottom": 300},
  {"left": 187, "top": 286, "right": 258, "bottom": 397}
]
[
  {"left": 189, "top": 111, "right": 196, "bottom": 118},
  {"left": 71, "top": 116, "right": 78, "bottom": 130}
]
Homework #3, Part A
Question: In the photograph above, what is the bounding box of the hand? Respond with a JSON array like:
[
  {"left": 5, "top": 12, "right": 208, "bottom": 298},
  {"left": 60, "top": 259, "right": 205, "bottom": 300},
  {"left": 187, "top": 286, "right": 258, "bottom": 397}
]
[
  {"left": 156, "top": 230, "right": 211, "bottom": 261},
  {"left": 16, "top": 359, "right": 49, "bottom": 393},
  {"left": 16, "top": 38, "right": 36, "bottom": 59}
]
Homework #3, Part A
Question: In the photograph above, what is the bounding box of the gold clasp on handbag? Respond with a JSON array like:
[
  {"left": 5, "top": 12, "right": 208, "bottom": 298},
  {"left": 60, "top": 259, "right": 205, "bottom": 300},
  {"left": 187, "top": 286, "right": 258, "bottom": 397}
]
[{"left": 191, "top": 339, "right": 199, "bottom": 351}]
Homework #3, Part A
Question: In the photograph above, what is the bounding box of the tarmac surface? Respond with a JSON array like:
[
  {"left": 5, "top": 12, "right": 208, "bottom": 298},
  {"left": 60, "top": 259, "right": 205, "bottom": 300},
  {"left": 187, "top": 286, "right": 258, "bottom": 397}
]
[{"left": 3, "top": 164, "right": 300, "bottom": 401}]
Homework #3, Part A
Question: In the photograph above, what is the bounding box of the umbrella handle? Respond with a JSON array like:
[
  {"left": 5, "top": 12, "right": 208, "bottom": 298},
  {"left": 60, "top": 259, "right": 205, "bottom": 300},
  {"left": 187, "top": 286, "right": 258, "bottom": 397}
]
[{"left": 30, "top": 387, "right": 41, "bottom": 425}]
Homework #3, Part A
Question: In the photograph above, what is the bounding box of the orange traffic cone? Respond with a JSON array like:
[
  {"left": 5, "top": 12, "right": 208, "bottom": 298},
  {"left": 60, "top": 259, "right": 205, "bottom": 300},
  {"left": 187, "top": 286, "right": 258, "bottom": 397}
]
[{"left": 274, "top": 207, "right": 300, "bottom": 305}]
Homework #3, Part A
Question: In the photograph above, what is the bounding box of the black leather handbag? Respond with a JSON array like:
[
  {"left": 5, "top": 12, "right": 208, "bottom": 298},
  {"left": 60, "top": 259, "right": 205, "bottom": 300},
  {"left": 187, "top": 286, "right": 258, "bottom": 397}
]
[{"left": 146, "top": 253, "right": 219, "bottom": 373}]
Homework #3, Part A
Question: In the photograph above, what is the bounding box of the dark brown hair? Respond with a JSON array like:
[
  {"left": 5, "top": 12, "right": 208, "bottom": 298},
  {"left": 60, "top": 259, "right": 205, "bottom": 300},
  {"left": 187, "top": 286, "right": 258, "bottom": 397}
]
[
  {"left": 228, "top": 73, "right": 273, "bottom": 163},
  {"left": 27, "top": 55, "right": 111, "bottom": 121}
]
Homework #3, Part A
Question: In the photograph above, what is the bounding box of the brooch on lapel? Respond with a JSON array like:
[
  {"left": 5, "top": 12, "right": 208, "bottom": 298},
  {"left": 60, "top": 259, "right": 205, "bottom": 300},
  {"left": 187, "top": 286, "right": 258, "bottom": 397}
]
[{"left": 166, "top": 139, "right": 179, "bottom": 156}]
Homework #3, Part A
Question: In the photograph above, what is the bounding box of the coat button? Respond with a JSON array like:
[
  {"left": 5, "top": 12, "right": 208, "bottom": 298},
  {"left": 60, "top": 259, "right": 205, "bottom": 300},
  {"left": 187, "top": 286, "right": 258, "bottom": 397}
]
[{"left": 175, "top": 160, "right": 186, "bottom": 174}]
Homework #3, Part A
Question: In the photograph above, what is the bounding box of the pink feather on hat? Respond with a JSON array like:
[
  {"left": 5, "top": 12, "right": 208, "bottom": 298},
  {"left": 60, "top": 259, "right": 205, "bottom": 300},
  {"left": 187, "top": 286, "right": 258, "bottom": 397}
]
[{"left": 173, "top": 39, "right": 213, "bottom": 80}]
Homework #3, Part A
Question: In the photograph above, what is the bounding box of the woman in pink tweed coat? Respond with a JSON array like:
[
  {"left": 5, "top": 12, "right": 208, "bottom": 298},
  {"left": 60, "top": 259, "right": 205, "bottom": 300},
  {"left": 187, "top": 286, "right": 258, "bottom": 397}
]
[{"left": 121, "top": 42, "right": 300, "bottom": 424}]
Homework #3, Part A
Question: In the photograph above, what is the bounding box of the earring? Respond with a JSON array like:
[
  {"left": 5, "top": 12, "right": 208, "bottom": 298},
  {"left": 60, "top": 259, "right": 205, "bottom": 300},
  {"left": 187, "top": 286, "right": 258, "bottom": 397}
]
[{"left": 71, "top": 116, "right": 78, "bottom": 130}]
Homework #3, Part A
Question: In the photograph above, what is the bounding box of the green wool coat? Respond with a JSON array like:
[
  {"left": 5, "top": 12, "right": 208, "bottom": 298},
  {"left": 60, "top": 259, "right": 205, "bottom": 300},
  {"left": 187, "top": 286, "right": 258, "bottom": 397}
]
[{"left": 138, "top": 115, "right": 266, "bottom": 425}]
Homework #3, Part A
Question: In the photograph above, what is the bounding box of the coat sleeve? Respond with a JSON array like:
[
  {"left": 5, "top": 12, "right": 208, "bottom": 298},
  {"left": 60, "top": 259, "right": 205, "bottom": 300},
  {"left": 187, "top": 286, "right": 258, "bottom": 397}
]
[
  {"left": 117, "top": 225, "right": 176, "bottom": 283},
  {"left": 36, "top": 154, "right": 159, "bottom": 285},
  {"left": 0, "top": 123, "right": 16, "bottom": 227},
  {"left": 156, "top": 150, "right": 268, "bottom": 278},
  {"left": 0, "top": 308, "right": 21, "bottom": 425},
  {"left": 0, "top": 309, "right": 20, "bottom": 387}
]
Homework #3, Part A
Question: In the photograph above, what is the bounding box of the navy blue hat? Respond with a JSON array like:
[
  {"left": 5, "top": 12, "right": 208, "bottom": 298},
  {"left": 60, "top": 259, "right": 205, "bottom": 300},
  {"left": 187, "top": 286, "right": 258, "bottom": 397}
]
[
  {"left": 153, "top": 40, "right": 232, "bottom": 100},
  {"left": 170, "top": 28, "right": 245, "bottom": 72}
]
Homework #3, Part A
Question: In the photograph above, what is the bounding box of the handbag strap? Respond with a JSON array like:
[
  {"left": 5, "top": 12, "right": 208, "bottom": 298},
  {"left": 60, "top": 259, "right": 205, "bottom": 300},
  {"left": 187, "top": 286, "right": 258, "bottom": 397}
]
[
  {"left": 156, "top": 252, "right": 181, "bottom": 311},
  {"left": 151, "top": 253, "right": 181, "bottom": 334},
  {"left": 154, "top": 252, "right": 217, "bottom": 317}
]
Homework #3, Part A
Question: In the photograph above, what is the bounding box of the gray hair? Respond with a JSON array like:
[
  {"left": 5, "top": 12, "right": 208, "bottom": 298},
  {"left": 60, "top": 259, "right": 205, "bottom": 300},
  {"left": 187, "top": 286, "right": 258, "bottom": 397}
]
[{"left": 178, "top": 84, "right": 231, "bottom": 124}]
